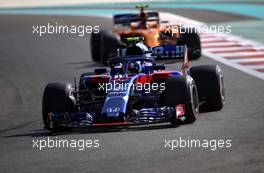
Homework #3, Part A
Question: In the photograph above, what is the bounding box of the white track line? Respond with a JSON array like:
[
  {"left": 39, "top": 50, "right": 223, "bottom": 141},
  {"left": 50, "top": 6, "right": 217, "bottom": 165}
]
[
  {"left": 204, "top": 51, "right": 264, "bottom": 80},
  {"left": 202, "top": 42, "right": 240, "bottom": 47},
  {"left": 247, "top": 65, "right": 264, "bottom": 69},
  {"left": 200, "top": 38, "right": 226, "bottom": 42},
  {"left": 204, "top": 47, "right": 255, "bottom": 52},
  {"left": 159, "top": 12, "right": 264, "bottom": 80},
  {"left": 0, "top": 0, "right": 146, "bottom": 8},
  {"left": 230, "top": 58, "right": 264, "bottom": 63},
  {"left": 215, "top": 51, "right": 264, "bottom": 57}
]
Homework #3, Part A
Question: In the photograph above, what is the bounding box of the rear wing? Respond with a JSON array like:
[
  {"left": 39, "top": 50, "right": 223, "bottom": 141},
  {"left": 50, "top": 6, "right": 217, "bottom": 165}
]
[
  {"left": 152, "top": 45, "right": 189, "bottom": 72},
  {"left": 113, "top": 12, "right": 159, "bottom": 25},
  {"left": 152, "top": 45, "right": 187, "bottom": 60},
  {"left": 117, "top": 44, "right": 188, "bottom": 63}
]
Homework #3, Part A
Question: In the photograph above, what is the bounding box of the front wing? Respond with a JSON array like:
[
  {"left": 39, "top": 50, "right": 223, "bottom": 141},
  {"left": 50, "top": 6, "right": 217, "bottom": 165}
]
[{"left": 46, "top": 106, "right": 186, "bottom": 128}]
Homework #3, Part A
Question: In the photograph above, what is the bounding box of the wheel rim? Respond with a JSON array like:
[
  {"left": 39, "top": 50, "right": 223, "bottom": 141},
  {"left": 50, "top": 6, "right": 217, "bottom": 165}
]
[
  {"left": 192, "top": 86, "right": 199, "bottom": 114},
  {"left": 217, "top": 65, "right": 225, "bottom": 102}
]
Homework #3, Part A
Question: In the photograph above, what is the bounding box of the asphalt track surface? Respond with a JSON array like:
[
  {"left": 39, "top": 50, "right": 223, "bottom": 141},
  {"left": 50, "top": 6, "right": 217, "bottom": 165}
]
[{"left": 0, "top": 10, "right": 264, "bottom": 173}]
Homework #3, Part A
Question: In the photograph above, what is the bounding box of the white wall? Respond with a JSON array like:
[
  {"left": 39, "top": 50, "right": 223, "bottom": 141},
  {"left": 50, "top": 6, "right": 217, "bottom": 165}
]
[{"left": 0, "top": 0, "right": 146, "bottom": 8}]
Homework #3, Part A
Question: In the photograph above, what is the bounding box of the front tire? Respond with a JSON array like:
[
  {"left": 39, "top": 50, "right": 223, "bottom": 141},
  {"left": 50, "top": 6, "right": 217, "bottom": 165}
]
[
  {"left": 101, "top": 31, "right": 122, "bottom": 64},
  {"left": 42, "top": 83, "right": 75, "bottom": 131},
  {"left": 90, "top": 31, "right": 122, "bottom": 64},
  {"left": 160, "top": 76, "right": 199, "bottom": 125},
  {"left": 190, "top": 65, "right": 225, "bottom": 112}
]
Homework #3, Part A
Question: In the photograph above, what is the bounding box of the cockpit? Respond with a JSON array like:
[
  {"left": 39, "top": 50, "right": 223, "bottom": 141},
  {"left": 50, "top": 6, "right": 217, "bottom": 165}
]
[{"left": 109, "top": 57, "right": 155, "bottom": 78}]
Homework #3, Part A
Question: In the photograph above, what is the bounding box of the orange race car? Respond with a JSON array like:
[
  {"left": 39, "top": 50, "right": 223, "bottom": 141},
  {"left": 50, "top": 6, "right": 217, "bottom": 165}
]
[{"left": 90, "top": 4, "right": 201, "bottom": 64}]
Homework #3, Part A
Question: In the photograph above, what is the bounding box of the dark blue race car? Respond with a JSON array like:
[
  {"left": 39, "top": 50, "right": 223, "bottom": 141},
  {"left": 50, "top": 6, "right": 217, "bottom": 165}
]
[{"left": 42, "top": 39, "right": 225, "bottom": 132}]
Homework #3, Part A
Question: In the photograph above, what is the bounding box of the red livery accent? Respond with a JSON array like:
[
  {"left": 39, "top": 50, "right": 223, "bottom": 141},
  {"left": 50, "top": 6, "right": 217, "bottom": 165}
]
[{"left": 92, "top": 122, "right": 132, "bottom": 126}]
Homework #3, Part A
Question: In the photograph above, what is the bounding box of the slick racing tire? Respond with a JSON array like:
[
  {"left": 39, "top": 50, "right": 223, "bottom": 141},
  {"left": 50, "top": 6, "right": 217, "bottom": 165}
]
[
  {"left": 42, "top": 83, "right": 76, "bottom": 132},
  {"left": 190, "top": 65, "right": 225, "bottom": 112},
  {"left": 179, "top": 27, "right": 201, "bottom": 60},
  {"left": 90, "top": 32, "right": 102, "bottom": 62},
  {"left": 101, "top": 31, "right": 122, "bottom": 65},
  {"left": 160, "top": 76, "right": 199, "bottom": 125}
]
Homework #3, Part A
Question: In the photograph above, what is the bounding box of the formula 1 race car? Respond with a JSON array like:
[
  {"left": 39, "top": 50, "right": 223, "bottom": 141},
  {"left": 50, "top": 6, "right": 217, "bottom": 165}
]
[
  {"left": 42, "top": 38, "right": 224, "bottom": 132},
  {"left": 90, "top": 4, "right": 201, "bottom": 64}
]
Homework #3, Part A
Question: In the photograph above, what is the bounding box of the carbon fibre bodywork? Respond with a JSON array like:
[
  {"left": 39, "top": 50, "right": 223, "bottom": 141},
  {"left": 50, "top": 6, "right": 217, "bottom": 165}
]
[{"left": 46, "top": 46, "right": 188, "bottom": 128}]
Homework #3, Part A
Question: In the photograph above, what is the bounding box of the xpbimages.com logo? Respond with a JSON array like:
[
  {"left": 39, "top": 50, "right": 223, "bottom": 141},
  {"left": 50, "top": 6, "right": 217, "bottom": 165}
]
[
  {"left": 164, "top": 137, "right": 232, "bottom": 151},
  {"left": 98, "top": 81, "right": 166, "bottom": 93},
  {"left": 162, "top": 24, "right": 232, "bottom": 36},
  {"left": 32, "top": 137, "right": 100, "bottom": 151},
  {"left": 32, "top": 22, "right": 100, "bottom": 36}
]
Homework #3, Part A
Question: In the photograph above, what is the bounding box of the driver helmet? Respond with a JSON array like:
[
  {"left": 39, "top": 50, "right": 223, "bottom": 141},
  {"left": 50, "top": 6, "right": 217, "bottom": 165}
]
[
  {"left": 129, "top": 61, "right": 142, "bottom": 74},
  {"left": 142, "top": 62, "right": 153, "bottom": 73},
  {"left": 111, "top": 62, "right": 124, "bottom": 76}
]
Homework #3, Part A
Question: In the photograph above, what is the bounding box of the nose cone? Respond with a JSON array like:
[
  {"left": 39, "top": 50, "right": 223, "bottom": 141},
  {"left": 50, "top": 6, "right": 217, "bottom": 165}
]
[
  {"left": 100, "top": 112, "right": 125, "bottom": 122},
  {"left": 101, "top": 95, "right": 129, "bottom": 119}
]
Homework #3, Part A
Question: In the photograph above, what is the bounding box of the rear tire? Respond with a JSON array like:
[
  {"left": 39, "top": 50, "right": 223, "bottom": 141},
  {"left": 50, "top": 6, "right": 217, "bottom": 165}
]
[
  {"left": 90, "top": 32, "right": 102, "bottom": 62},
  {"left": 42, "top": 83, "right": 75, "bottom": 132},
  {"left": 101, "top": 31, "right": 122, "bottom": 64},
  {"left": 190, "top": 65, "right": 225, "bottom": 112},
  {"left": 160, "top": 76, "right": 199, "bottom": 125},
  {"left": 91, "top": 31, "right": 122, "bottom": 64},
  {"left": 179, "top": 27, "right": 201, "bottom": 60}
]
